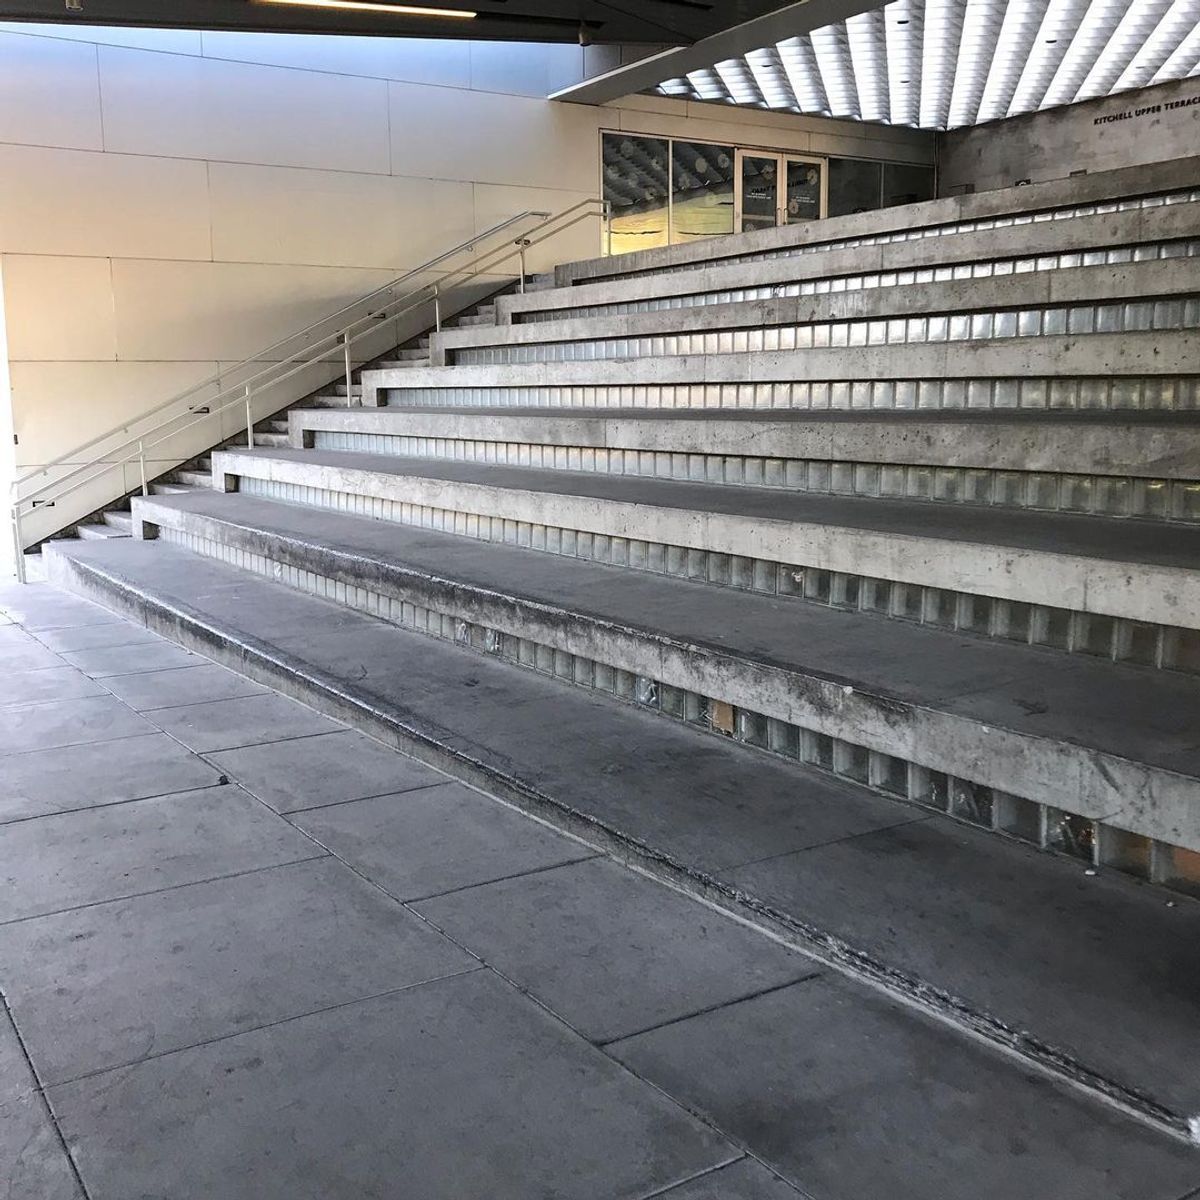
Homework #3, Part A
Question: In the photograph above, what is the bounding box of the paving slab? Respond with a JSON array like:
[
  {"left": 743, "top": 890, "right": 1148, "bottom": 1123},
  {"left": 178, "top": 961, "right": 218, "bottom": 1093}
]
[
  {"left": 33, "top": 622, "right": 164, "bottom": 653},
  {"left": 0, "top": 732, "right": 222, "bottom": 824},
  {"left": 416, "top": 857, "right": 814, "bottom": 1043},
  {"left": 208, "top": 729, "right": 448, "bottom": 813},
  {"left": 652, "top": 1158, "right": 801, "bottom": 1198},
  {"left": 0, "top": 1095, "right": 84, "bottom": 1200},
  {"left": 144, "top": 691, "right": 341, "bottom": 752},
  {"left": 292, "top": 781, "right": 595, "bottom": 901},
  {"left": 0, "top": 1006, "right": 34, "bottom": 1104},
  {"left": 1, "top": 666, "right": 107, "bottom": 709},
  {"left": 0, "top": 695, "right": 156, "bottom": 756},
  {"left": 0, "top": 857, "right": 474, "bottom": 1084},
  {"left": 49, "top": 969, "right": 734, "bottom": 1200},
  {"left": 725, "top": 819, "right": 1200, "bottom": 1115},
  {"left": 0, "top": 785, "right": 322, "bottom": 923},
  {"left": 610, "top": 976, "right": 1200, "bottom": 1200},
  {"left": 58, "top": 639, "right": 201, "bottom": 678},
  {"left": 0, "top": 585, "right": 119, "bottom": 631},
  {"left": 99, "top": 662, "right": 269, "bottom": 710},
  {"left": 0, "top": 627, "right": 64, "bottom": 672}
]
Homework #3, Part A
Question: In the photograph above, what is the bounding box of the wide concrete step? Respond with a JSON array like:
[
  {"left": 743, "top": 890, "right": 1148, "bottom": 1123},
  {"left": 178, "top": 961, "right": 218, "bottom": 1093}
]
[
  {"left": 171, "top": 469, "right": 214, "bottom": 487},
  {"left": 209, "top": 446, "right": 1200, "bottom": 641},
  {"left": 102, "top": 510, "right": 134, "bottom": 534},
  {"left": 363, "top": 331, "right": 1198, "bottom": 409},
  {"left": 291, "top": 406, "right": 1200, "bottom": 522},
  {"left": 501, "top": 206, "right": 1200, "bottom": 328},
  {"left": 131, "top": 486, "right": 1200, "bottom": 844},
  {"left": 253, "top": 432, "right": 290, "bottom": 449},
  {"left": 435, "top": 262, "right": 1200, "bottom": 367},
  {"left": 149, "top": 482, "right": 201, "bottom": 496},
  {"left": 557, "top": 158, "right": 1200, "bottom": 289},
  {"left": 75, "top": 522, "right": 128, "bottom": 541},
  {"left": 42, "top": 531, "right": 1200, "bottom": 1136}
]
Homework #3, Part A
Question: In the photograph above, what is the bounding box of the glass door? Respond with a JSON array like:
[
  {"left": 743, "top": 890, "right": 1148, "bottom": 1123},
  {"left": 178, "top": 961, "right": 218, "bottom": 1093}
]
[
  {"left": 736, "top": 151, "right": 825, "bottom": 232},
  {"left": 736, "top": 153, "right": 780, "bottom": 233}
]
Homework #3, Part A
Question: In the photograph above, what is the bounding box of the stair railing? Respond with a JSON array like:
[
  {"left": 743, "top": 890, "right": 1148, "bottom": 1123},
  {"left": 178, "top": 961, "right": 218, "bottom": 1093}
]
[{"left": 9, "top": 198, "right": 609, "bottom": 581}]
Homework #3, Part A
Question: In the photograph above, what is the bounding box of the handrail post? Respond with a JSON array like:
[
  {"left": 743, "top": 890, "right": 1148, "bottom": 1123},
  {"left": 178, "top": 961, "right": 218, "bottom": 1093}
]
[
  {"left": 342, "top": 330, "right": 353, "bottom": 409},
  {"left": 138, "top": 440, "right": 148, "bottom": 497},
  {"left": 10, "top": 502, "right": 25, "bottom": 585},
  {"left": 517, "top": 239, "right": 528, "bottom": 293},
  {"left": 433, "top": 287, "right": 441, "bottom": 334},
  {"left": 245, "top": 386, "right": 254, "bottom": 450}
]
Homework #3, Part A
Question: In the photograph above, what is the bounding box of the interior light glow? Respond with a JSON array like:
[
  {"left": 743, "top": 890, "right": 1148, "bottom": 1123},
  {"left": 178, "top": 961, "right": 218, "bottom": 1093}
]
[{"left": 258, "top": 0, "right": 476, "bottom": 18}]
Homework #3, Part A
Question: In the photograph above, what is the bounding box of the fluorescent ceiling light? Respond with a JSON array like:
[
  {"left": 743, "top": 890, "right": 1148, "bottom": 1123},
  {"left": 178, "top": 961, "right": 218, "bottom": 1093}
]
[
  {"left": 258, "top": 0, "right": 476, "bottom": 17},
  {"left": 653, "top": 0, "right": 1200, "bottom": 130}
]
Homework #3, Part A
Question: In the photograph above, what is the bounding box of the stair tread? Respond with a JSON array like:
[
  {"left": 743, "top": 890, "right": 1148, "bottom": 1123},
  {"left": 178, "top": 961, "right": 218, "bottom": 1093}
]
[
  {"left": 44, "top": 532, "right": 1200, "bottom": 1122},
  {"left": 213, "top": 446, "right": 1200, "bottom": 573},
  {"left": 135, "top": 486, "right": 1199, "bottom": 777}
]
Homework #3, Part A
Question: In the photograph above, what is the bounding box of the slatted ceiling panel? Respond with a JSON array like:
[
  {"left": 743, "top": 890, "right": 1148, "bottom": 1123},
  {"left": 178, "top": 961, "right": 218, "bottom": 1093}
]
[
  {"left": 811, "top": 21, "right": 862, "bottom": 116},
  {"left": 846, "top": 9, "right": 891, "bottom": 121},
  {"left": 1042, "top": 0, "right": 1135, "bottom": 106},
  {"left": 976, "top": 0, "right": 1052, "bottom": 121},
  {"left": 948, "top": 0, "right": 1007, "bottom": 125},
  {"left": 1075, "top": 0, "right": 1174, "bottom": 98},
  {"left": 920, "top": 0, "right": 967, "bottom": 127},
  {"left": 1150, "top": 16, "right": 1200, "bottom": 77},
  {"left": 886, "top": 0, "right": 923, "bottom": 125},
  {"left": 651, "top": 0, "right": 1200, "bottom": 129},
  {"left": 1116, "top": 0, "right": 1200, "bottom": 86},
  {"left": 779, "top": 35, "right": 833, "bottom": 112}
]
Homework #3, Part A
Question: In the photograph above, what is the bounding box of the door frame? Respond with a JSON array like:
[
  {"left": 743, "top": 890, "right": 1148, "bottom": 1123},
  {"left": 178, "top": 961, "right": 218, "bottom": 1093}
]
[{"left": 734, "top": 149, "right": 828, "bottom": 233}]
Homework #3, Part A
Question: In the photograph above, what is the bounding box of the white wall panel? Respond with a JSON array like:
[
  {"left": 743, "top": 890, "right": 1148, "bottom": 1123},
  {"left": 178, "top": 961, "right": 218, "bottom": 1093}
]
[
  {"left": 208, "top": 163, "right": 476, "bottom": 270},
  {"left": 388, "top": 81, "right": 602, "bottom": 189},
  {"left": 0, "top": 145, "right": 211, "bottom": 260},
  {"left": 99, "top": 46, "right": 392, "bottom": 174},
  {"left": 0, "top": 32, "right": 102, "bottom": 151},
  {"left": 110, "top": 260, "right": 395, "bottom": 361},
  {"left": 1, "top": 255, "right": 116, "bottom": 361}
]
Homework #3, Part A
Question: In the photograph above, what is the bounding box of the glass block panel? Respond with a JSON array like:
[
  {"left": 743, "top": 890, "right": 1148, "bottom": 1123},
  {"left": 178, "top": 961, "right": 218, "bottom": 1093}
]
[
  {"left": 958, "top": 593, "right": 993, "bottom": 635},
  {"left": 767, "top": 717, "right": 800, "bottom": 758},
  {"left": 835, "top": 741, "right": 870, "bottom": 783},
  {"left": 736, "top": 708, "right": 768, "bottom": 747},
  {"left": 870, "top": 752, "right": 908, "bottom": 796},
  {"left": 995, "top": 792, "right": 1041, "bottom": 844},
  {"left": 950, "top": 779, "right": 994, "bottom": 827},
  {"left": 1098, "top": 825, "right": 1151, "bottom": 879},
  {"left": 1045, "top": 807, "right": 1096, "bottom": 862},
  {"left": 1032, "top": 606, "right": 1072, "bottom": 650},
  {"left": 1154, "top": 842, "right": 1200, "bottom": 897},
  {"left": 805, "top": 730, "right": 836, "bottom": 768},
  {"left": 910, "top": 766, "right": 949, "bottom": 810},
  {"left": 1074, "top": 613, "right": 1115, "bottom": 658},
  {"left": 1115, "top": 621, "right": 1159, "bottom": 667}
]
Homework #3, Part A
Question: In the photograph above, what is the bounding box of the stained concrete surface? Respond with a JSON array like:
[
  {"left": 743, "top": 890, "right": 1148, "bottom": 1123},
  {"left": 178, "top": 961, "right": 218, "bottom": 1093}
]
[
  {"left": 39, "top": 540, "right": 1200, "bottom": 1122},
  {"left": 415, "top": 856, "right": 814, "bottom": 1042},
  {"left": 208, "top": 728, "right": 449, "bottom": 812},
  {"left": 144, "top": 691, "right": 341, "bottom": 752},
  {"left": 99, "top": 661, "right": 270, "bottom": 710},
  {"left": 609, "top": 975, "right": 1200, "bottom": 1200},
  {"left": 2, "top": 579, "right": 1199, "bottom": 1199}
]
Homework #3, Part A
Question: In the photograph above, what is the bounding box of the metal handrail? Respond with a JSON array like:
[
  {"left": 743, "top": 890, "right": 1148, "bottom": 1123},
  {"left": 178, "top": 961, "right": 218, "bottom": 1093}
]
[{"left": 10, "top": 198, "right": 609, "bottom": 579}]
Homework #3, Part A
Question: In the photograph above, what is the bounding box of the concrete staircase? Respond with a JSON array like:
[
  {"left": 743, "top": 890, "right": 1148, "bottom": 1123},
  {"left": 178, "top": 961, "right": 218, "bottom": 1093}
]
[{"left": 44, "top": 155, "right": 1200, "bottom": 1139}]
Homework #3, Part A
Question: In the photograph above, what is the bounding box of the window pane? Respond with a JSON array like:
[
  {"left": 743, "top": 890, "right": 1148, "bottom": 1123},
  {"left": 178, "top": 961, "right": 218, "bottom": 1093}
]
[
  {"left": 740, "top": 154, "right": 779, "bottom": 232},
  {"left": 827, "top": 157, "right": 882, "bottom": 217},
  {"left": 670, "top": 141, "right": 734, "bottom": 244},
  {"left": 785, "top": 158, "right": 822, "bottom": 223},
  {"left": 603, "top": 133, "right": 669, "bottom": 255},
  {"left": 883, "top": 162, "right": 934, "bottom": 207}
]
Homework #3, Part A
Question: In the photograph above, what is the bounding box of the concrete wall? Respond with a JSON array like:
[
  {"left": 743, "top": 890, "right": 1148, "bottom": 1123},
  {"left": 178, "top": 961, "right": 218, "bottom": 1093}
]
[
  {"left": 938, "top": 75, "right": 1200, "bottom": 196},
  {"left": 0, "top": 21, "right": 932, "bottom": 536}
]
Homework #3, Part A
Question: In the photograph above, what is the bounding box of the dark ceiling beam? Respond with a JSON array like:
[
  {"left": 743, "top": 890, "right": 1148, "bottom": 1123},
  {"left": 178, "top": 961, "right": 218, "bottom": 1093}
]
[
  {"left": 0, "top": 0, "right": 796, "bottom": 44},
  {"left": 549, "top": 0, "right": 884, "bottom": 103}
]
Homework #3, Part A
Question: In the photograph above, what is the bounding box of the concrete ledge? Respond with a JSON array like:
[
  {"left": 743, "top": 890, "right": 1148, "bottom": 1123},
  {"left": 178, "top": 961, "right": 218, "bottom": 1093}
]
[
  {"left": 128, "top": 488, "right": 1200, "bottom": 855},
  {"left": 497, "top": 205, "right": 1200, "bottom": 324},
  {"left": 286, "top": 406, "right": 1200, "bottom": 480},
  {"left": 362, "top": 332, "right": 1199, "bottom": 404},
  {"left": 433, "top": 260, "right": 1200, "bottom": 362},
  {"left": 208, "top": 447, "right": 1200, "bottom": 628}
]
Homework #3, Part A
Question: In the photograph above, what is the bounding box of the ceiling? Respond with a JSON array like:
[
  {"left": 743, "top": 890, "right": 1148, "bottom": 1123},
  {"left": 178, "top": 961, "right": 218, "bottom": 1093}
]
[
  {"left": 0, "top": 0, "right": 793, "bottom": 43},
  {"left": 655, "top": 0, "right": 1200, "bottom": 128}
]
